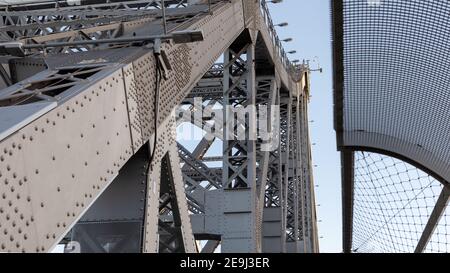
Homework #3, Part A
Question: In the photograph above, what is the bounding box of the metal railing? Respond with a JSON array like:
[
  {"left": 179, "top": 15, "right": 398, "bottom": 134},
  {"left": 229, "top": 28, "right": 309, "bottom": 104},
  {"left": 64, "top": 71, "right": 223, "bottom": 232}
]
[{"left": 259, "top": 0, "right": 306, "bottom": 81}]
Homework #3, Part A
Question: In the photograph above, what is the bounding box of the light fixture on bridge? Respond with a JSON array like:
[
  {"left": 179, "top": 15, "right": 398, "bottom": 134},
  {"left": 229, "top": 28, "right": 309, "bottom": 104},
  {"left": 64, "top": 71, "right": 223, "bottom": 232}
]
[
  {"left": 0, "top": 42, "right": 25, "bottom": 57},
  {"left": 282, "top": 38, "right": 293, "bottom": 42},
  {"left": 171, "top": 30, "right": 205, "bottom": 44},
  {"left": 310, "top": 67, "right": 324, "bottom": 73},
  {"left": 275, "top": 22, "right": 288, "bottom": 27}
]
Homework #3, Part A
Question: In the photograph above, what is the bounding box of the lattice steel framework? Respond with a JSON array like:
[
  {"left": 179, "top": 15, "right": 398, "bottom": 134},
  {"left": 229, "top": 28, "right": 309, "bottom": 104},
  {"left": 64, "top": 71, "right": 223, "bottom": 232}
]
[
  {"left": 332, "top": 0, "right": 450, "bottom": 253},
  {"left": 0, "top": 0, "right": 318, "bottom": 253}
]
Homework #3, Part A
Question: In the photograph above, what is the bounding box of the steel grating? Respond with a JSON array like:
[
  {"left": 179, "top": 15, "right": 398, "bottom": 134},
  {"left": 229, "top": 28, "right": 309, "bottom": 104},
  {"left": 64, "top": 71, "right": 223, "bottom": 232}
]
[
  {"left": 333, "top": 0, "right": 450, "bottom": 183},
  {"left": 352, "top": 152, "right": 443, "bottom": 253},
  {"left": 332, "top": 0, "right": 450, "bottom": 253}
]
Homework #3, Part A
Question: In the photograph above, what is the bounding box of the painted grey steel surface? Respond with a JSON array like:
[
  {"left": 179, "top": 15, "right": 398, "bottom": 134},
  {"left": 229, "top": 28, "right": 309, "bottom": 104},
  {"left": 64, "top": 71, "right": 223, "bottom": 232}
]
[{"left": 0, "top": 0, "right": 317, "bottom": 253}]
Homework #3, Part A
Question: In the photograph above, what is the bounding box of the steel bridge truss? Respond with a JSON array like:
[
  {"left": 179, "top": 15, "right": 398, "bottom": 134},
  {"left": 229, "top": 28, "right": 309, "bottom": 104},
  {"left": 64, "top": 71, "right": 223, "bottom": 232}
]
[{"left": 0, "top": 0, "right": 318, "bottom": 253}]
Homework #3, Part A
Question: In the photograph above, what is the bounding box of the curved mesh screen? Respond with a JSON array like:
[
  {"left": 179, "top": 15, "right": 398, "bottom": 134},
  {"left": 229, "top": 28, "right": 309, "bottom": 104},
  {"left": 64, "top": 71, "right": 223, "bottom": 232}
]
[
  {"left": 352, "top": 152, "right": 446, "bottom": 253},
  {"left": 338, "top": 0, "right": 450, "bottom": 182}
]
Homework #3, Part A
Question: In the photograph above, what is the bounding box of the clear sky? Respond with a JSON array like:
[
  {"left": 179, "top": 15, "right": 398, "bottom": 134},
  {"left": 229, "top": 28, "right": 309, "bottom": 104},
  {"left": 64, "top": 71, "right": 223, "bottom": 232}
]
[{"left": 270, "top": 0, "right": 342, "bottom": 253}]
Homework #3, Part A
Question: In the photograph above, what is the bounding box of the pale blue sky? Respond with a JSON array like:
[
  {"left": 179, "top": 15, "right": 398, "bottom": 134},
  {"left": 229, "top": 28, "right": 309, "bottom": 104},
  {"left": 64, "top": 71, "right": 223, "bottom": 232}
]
[{"left": 270, "top": 0, "right": 342, "bottom": 253}]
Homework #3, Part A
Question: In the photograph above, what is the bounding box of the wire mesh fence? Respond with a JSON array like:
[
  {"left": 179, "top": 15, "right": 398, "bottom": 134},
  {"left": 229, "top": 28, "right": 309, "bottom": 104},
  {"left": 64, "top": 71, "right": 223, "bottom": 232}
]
[{"left": 352, "top": 151, "right": 449, "bottom": 253}]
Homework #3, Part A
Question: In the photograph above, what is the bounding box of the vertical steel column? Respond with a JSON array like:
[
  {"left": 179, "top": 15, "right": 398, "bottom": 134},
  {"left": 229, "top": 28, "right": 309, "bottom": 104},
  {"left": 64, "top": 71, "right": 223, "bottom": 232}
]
[
  {"left": 259, "top": 77, "right": 285, "bottom": 253},
  {"left": 142, "top": 116, "right": 196, "bottom": 253},
  {"left": 299, "top": 93, "right": 314, "bottom": 252},
  {"left": 221, "top": 43, "right": 259, "bottom": 252},
  {"left": 280, "top": 96, "right": 291, "bottom": 252},
  {"left": 294, "top": 95, "right": 307, "bottom": 253},
  {"left": 286, "top": 96, "right": 299, "bottom": 251}
]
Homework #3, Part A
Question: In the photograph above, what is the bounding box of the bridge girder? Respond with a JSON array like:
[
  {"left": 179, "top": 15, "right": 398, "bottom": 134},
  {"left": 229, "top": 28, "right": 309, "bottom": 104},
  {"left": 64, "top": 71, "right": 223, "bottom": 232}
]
[{"left": 0, "top": 0, "right": 317, "bottom": 253}]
